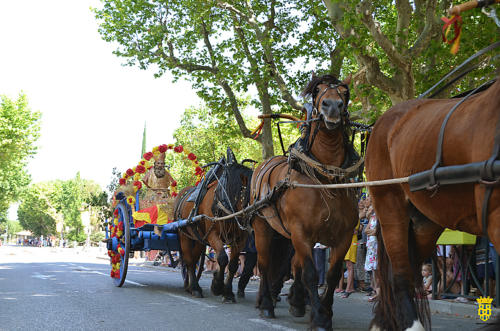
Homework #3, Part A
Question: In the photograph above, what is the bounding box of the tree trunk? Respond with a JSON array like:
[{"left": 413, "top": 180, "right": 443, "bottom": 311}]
[{"left": 257, "top": 83, "right": 275, "bottom": 159}]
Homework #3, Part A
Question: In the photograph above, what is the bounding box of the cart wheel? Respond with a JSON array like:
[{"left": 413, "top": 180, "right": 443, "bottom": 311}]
[{"left": 112, "top": 200, "right": 131, "bottom": 287}]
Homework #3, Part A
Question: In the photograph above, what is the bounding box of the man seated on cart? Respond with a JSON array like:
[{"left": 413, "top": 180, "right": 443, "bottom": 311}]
[
  {"left": 140, "top": 148, "right": 175, "bottom": 208},
  {"left": 134, "top": 148, "right": 177, "bottom": 263}
]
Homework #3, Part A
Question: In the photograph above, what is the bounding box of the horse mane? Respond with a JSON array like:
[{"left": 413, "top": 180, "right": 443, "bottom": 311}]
[
  {"left": 213, "top": 162, "right": 253, "bottom": 215},
  {"left": 300, "top": 74, "right": 341, "bottom": 99}
]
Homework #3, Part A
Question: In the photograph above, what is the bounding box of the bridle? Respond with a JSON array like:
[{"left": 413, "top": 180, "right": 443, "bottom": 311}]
[{"left": 311, "top": 82, "right": 351, "bottom": 124}]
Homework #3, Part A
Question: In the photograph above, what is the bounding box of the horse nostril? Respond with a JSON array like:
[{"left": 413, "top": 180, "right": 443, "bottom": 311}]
[
  {"left": 336, "top": 100, "right": 344, "bottom": 110},
  {"left": 322, "top": 99, "right": 333, "bottom": 108}
]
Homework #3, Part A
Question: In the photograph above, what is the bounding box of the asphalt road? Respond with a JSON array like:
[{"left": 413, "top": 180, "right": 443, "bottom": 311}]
[{"left": 0, "top": 245, "right": 482, "bottom": 330}]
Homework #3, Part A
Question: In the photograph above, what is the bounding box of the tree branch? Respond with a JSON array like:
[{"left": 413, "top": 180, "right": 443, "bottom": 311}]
[
  {"left": 217, "top": 0, "right": 302, "bottom": 111},
  {"left": 409, "top": 0, "right": 439, "bottom": 58},
  {"left": 218, "top": 79, "right": 255, "bottom": 139},
  {"left": 395, "top": 0, "right": 412, "bottom": 52},
  {"left": 200, "top": 20, "right": 217, "bottom": 69},
  {"left": 324, "top": 1, "right": 398, "bottom": 96},
  {"left": 157, "top": 39, "right": 216, "bottom": 73},
  {"left": 357, "top": 1, "right": 409, "bottom": 71}
]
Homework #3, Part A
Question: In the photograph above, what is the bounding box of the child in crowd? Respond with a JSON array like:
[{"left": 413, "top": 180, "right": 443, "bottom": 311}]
[{"left": 422, "top": 264, "right": 433, "bottom": 298}]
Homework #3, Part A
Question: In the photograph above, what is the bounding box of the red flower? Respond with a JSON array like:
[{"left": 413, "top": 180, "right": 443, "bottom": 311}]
[
  {"left": 139, "top": 160, "right": 146, "bottom": 166},
  {"left": 126, "top": 168, "right": 134, "bottom": 176},
  {"left": 172, "top": 192, "right": 178, "bottom": 197},
  {"left": 158, "top": 144, "right": 168, "bottom": 153},
  {"left": 143, "top": 152, "right": 153, "bottom": 161},
  {"left": 187, "top": 153, "right": 196, "bottom": 161},
  {"left": 119, "top": 178, "right": 126, "bottom": 186},
  {"left": 110, "top": 270, "right": 115, "bottom": 278},
  {"left": 133, "top": 181, "right": 142, "bottom": 190},
  {"left": 136, "top": 165, "right": 146, "bottom": 174},
  {"left": 195, "top": 166, "right": 203, "bottom": 175},
  {"left": 195, "top": 180, "right": 201, "bottom": 186},
  {"left": 171, "top": 180, "right": 177, "bottom": 187},
  {"left": 118, "top": 222, "right": 124, "bottom": 231},
  {"left": 113, "top": 209, "right": 119, "bottom": 217},
  {"left": 174, "top": 145, "right": 184, "bottom": 153}
]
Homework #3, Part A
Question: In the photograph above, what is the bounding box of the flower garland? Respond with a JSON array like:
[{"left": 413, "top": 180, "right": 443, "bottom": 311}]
[
  {"left": 118, "top": 143, "right": 204, "bottom": 200},
  {"left": 109, "top": 144, "right": 204, "bottom": 279},
  {"left": 108, "top": 208, "right": 125, "bottom": 279}
]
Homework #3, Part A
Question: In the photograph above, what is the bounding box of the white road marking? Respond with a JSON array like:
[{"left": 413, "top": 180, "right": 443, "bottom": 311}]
[
  {"left": 31, "top": 272, "right": 55, "bottom": 280},
  {"left": 165, "top": 293, "right": 216, "bottom": 308},
  {"left": 32, "top": 294, "right": 57, "bottom": 297},
  {"left": 69, "top": 264, "right": 147, "bottom": 287},
  {"left": 248, "top": 318, "right": 298, "bottom": 331}
]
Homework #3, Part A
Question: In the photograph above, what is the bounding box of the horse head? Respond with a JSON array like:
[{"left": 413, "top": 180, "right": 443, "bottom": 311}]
[
  {"left": 213, "top": 153, "right": 253, "bottom": 217},
  {"left": 301, "top": 73, "right": 351, "bottom": 130}
]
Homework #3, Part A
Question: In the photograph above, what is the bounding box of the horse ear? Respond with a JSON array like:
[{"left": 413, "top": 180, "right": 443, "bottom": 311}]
[
  {"left": 311, "top": 71, "right": 316, "bottom": 79},
  {"left": 342, "top": 73, "right": 352, "bottom": 86},
  {"left": 226, "top": 147, "right": 237, "bottom": 164}
]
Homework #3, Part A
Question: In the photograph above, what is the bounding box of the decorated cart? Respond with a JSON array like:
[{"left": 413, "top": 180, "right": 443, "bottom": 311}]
[{"left": 105, "top": 143, "right": 206, "bottom": 287}]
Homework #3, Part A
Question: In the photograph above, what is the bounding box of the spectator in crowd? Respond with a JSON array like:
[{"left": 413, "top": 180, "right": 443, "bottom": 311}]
[
  {"left": 336, "top": 221, "right": 359, "bottom": 298},
  {"left": 355, "top": 195, "right": 369, "bottom": 291},
  {"left": 205, "top": 247, "right": 216, "bottom": 273},
  {"left": 364, "top": 201, "right": 379, "bottom": 302},
  {"left": 475, "top": 238, "right": 496, "bottom": 297},
  {"left": 422, "top": 264, "right": 433, "bottom": 298},
  {"left": 313, "top": 242, "right": 327, "bottom": 288}
]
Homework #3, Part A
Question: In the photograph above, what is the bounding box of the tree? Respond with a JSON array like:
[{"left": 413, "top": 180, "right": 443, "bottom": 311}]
[
  {"left": 0, "top": 94, "right": 41, "bottom": 222},
  {"left": 323, "top": 0, "right": 499, "bottom": 111},
  {"left": 94, "top": 0, "right": 337, "bottom": 158},
  {"left": 52, "top": 173, "right": 104, "bottom": 243},
  {"left": 17, "top": 182, "right": 58, "bottom": 237},
  {"left": 171, "top": 103, "right": 301, "bottom": 187}
]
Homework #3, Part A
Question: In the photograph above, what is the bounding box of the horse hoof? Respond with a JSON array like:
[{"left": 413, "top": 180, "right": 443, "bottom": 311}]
[
  {"left": 289, "top": 305, "right": 306, "bottom": 317},
  {"left": 211, "top": 283, "right": 223, "bottom": 296},
  {"left": 308, "top": 327, "right": 332, "bottom": 331},
  {"left": 192, "top": 290, "right": 203, "bottom": 298},
  {"left": 260, "top": 309, "right": 275, "bottom": 318},
  {"left": 222, "top": 296, "right": 236, "bottom": 303},
  {"left": 237, "top": 290, "right": 245, "bottom": 298}
]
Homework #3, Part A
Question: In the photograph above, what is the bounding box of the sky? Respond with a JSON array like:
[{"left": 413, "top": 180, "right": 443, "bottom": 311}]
[
  {"left": 1, "top": 1, "right": 200, "bottom": 186},
  {"left": 1, "top": 1, "right": 202, "bottom": 219}
]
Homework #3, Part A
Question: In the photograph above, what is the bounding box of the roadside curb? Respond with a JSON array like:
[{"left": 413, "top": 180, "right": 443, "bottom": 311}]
[{"left": 343, "top": 291, "right": 498, "bottom": 321}]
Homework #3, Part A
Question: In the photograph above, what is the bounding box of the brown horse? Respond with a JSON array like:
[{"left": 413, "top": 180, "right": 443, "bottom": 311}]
[
  {"left": 173, "top": 149, "right": 252, "bottom": 302},
  {"left": 365, "top": 77, "right": 500, "bottom": 330},
  {"left": 250, "top": 74, "right": 360, "bottom": 330}
]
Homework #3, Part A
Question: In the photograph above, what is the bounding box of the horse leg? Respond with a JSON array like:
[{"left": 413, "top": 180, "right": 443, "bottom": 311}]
[
  {"left": 288, "top": 254, "right": 306, "bottom": 317},
  {"left": 253, "top": 217, "right": 275, "bottom": 318},
  {"left": 320, "top": 237, "right": 352, "bottom": 322},
  {"left": 291, "top": 231, "right": 332, "bottom": 330},
  {"left": 180, "top": 236, "right": 204, "bottom": 298},
  {"left": 222, "top": 242, "right": 242, "bottom": 303},
  {"left": 369, "top": 185, "right": 424, "bottom": 331},
  {"left": 209, "top": 235, "right": 226, "bottom": 297}
]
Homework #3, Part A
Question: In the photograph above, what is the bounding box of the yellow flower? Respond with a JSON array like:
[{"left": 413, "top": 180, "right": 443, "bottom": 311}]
[
  {"left": 123, "top": 173, "right": 129, "bottom": 179},
  {"left": 152, "top": 146, "right": 159, "bottom": 153},
  {"left": 133, "top": 173, "right": 141, "bottom": 181},
  {"left": 127, "top": 196, "right": 136, "bottom": 206}
]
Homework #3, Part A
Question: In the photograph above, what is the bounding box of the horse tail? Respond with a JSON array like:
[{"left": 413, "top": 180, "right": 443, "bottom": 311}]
[{"left": 371, "top": 221, "right": 431, "bottom": 331}]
